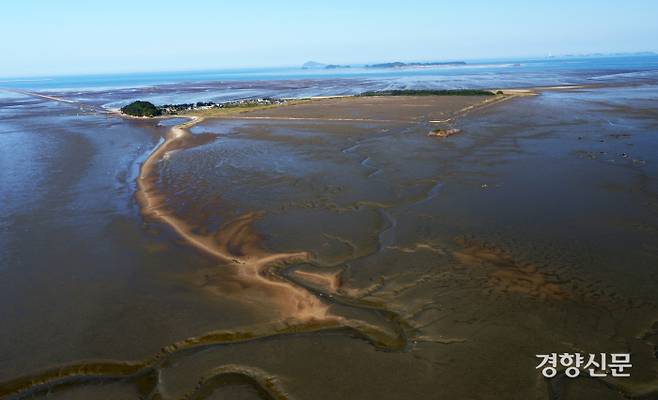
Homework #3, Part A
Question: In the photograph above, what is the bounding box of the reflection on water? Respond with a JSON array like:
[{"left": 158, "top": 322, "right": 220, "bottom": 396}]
[
  {"left": 3, "top": 55, "right": 658, "bottom": 111},
  {"left": 1, "top": 83, "right": 658, "bottom": 399}
]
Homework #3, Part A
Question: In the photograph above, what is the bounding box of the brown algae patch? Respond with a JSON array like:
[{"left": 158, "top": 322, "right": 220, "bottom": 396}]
[{"left": 453, "top": 237, "right": 571, "bottom": 300}]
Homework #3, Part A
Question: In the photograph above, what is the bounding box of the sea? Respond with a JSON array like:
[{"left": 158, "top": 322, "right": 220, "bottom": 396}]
[{"left": 2, "top": 55, "right": 658, "bottom": 104}]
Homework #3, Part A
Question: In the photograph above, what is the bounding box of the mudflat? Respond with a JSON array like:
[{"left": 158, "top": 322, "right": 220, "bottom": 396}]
[
  {"left": 222, "top": 95, "right": 504, "bottom": 122},
  {"left": 2, "top": 88, "right": 658, "bottom": 399}
]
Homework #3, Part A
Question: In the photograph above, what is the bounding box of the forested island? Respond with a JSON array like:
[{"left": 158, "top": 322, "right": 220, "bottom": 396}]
[{"left": 120, "top": 100, "right": 161, "bottom": 117}]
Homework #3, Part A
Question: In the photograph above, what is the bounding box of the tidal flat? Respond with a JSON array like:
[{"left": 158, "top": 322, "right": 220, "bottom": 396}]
[{"left": 1, "top": 85, "right": 658, "bottom": 399}]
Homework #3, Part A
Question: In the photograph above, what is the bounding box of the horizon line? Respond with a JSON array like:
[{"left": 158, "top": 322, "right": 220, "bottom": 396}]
[{"left": 1, "top": 50, "right": 657, "bottom": 81}]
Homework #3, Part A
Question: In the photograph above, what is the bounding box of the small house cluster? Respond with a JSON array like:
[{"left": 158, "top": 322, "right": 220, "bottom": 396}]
[{"left": 159, "top": 98, "right": 286, "bottom": 115}]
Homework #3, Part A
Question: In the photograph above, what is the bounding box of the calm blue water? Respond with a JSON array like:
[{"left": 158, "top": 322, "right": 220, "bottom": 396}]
[{"left": 2, "top": 55, "right": 658, "bottom": 93}]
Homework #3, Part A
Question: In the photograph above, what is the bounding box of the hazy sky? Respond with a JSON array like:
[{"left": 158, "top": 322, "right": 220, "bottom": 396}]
[{"left": 2, "top": 0, "right": 658, "bottom": 77}]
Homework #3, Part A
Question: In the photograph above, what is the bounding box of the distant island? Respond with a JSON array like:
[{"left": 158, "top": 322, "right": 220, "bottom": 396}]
[
  {"left": 325, "top": 64, "right": 351, "bottom": 69},
  {"left": 301, "top": 61, "right": 352, "bottom": 70},
  {"left": 120, "top": 100, "right": 161, "bottom": 117},
  {"left": 301, "top": 61, "right": 328, "bottom": 69},
  {"left": 365, "top": 61, "right": 466, "bottom": 68},
  {"left": 302, "top": 60, "right": 466, "bottom": 70}
]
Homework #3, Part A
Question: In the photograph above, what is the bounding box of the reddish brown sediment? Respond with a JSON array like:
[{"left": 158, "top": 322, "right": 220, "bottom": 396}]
[
  {"left": 428, "top": 128, "right": 461, "bottom": 137},
  {"left": 452, "top": 237, "right": 571, "bottom": 300}
]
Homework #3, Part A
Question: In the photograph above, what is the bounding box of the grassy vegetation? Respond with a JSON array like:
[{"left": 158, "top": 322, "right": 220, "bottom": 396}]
[
  {"left": 120, "top": 101, "right": 161, "bottom": 117},
  {"left": 358, "top": 89, "right": 497, "bottom": 97}
]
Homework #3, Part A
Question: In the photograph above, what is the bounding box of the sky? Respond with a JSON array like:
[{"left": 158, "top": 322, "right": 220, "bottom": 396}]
[{"left": 2, "top": 0, "right": 658, "bottom": 77}]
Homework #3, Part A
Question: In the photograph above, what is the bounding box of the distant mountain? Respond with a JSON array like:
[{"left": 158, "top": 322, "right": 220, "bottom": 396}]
[
  {"left": 302, "top": 61, "right": 352, "bottom": 70},
  {"left": 302, "top": 61, "right": 327, "bottom": 69},
  {"left": 325, "top": 64, "right": 351, "bottom": 69},
  {"left": 366, "top": 61, "right": 466, "bottom": 68},
  {"left": 303, "top": 60, "right": 467, "bottom": 70}
]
